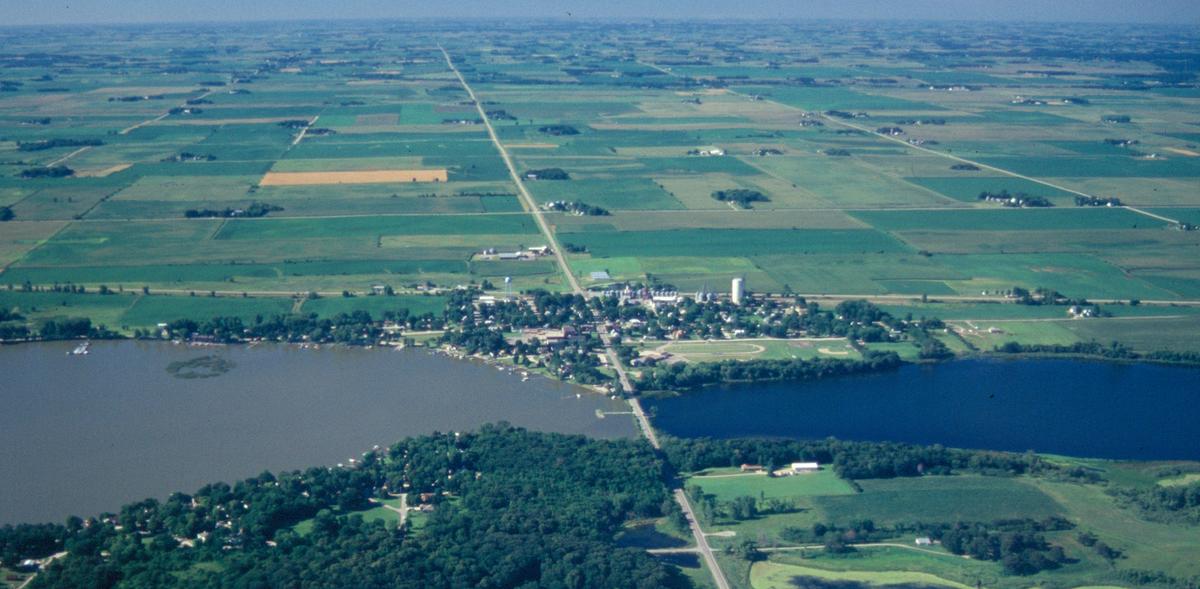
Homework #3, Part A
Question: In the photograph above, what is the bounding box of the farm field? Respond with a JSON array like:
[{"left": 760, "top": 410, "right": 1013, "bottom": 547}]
[
  {"left": 705, "top": 462, "right": 1200, "bottom": 589},
  {"left": 686, "top": 468, "right": 856, "bottom": 502},
  {"left": 0, "top": 18, "right": 1198, "bottom": 589},
  {"left": 1, "top": 20, "right": 1198, "bottom": 347}
]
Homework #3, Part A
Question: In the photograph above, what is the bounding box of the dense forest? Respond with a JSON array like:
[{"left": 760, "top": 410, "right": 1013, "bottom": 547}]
[{"left": 3, "top": 426, "right": 690, "bottom": 589}]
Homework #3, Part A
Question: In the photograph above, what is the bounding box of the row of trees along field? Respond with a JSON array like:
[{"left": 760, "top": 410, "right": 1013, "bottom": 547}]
[
  {"left": 636, "top": 351, "right": 902, "bottom": 391},
  {"left": 1, "top": 426, "right": 688, "bottom": 589},
  {"left": 1110, "top": 480, "right": 1200, "bottom": 524},
  {"left": 661, "top": 437, "right": 1100, "bottom": 481}
]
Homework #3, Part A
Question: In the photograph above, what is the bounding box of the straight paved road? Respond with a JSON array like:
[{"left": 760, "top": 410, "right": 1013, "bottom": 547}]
[{"left": 443, "top": 45, "right": 731, "bottom": 589}]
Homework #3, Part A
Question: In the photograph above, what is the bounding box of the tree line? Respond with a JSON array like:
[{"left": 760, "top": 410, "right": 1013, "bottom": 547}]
[
  {"left": 183, "top": 202, "right": 282, "bottom": 219},
  {"left": 995, "top": 341, "right": 1200, "bottom": 366},
  {"left": 661, "top": 437, "right": 1096, "bottom": 481},
  {"left": 636, "top": 352, "right": 902, "bottom": 391}
]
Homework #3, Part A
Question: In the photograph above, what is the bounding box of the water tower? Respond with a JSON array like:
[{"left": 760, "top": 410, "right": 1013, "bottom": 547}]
[{"left": 731, "top": 277, "right": 745, "bottom": 305}]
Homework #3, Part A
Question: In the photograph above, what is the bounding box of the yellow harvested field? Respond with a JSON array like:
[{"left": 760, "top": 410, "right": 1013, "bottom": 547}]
[
  {"left": 1164, "top": 147, "right": 1199, "bottom": 157},
  {"left": 75, "top": 164, "right": 132, "bottom": 178},
  {"left": 259, "top": 169, "right": 449, "bottom": 186}
]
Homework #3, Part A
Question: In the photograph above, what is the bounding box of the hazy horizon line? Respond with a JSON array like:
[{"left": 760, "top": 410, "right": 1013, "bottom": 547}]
[{"left": 2, "top": 15, "right": 1198, "bottom": 29}]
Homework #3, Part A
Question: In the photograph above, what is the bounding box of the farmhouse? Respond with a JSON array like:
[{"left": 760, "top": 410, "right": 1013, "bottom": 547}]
[
  {"left": 740, "top": 464, "right": 765, "bottom": 473},
  {"left": 1068, "top": 305, "right": 1096, "bottom": 319}
]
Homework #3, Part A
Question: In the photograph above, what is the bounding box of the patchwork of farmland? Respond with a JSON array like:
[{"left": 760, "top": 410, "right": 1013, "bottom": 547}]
[{"left": 1, "top": 21, "right": 1198, "bottom": 333}]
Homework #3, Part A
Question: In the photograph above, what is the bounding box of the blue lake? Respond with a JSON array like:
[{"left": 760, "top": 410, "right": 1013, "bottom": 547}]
[{"left": 644, "top": 359, "right": 1200, "bottom": 461}]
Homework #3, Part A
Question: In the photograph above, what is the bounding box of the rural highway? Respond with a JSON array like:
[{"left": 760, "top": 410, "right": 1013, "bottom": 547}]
[
  {"left": 439, "top": 45, "right": 582, "bottom": 294},
  {"left": 674, "top": 489, "right": 732, "bottom": 589},
  {"left": 442, "top": 45, "right": 730, "bottom": 589}
]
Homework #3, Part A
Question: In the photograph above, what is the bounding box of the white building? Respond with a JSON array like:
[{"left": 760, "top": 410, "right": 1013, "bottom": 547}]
[
  {"left": 790, "top": 462, "right": 820, "bottom": 473},
  {"left": 731, "top": 277, "right": 745, "bottom": 305}
]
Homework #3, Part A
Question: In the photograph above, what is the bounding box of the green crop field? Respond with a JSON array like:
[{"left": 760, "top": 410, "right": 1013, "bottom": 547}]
[
  {"left": 561, "top": 229, "right": 909, "bottom": 258},
  {"left": 0, "top": 20, "right": 1195, "bottom": 350},
  {"left": 814, "top": 476, "right": 1065, "bottom": 526},
  {"left": 905, "top": 177, "right": 1079, "bottom": 203},
  {"left": 751, "top": 561, "right": 971, "bottom": 589},
  {"left": 119, "top": 295, "right": 294, "bottom": 327},
  {"left": 298, "top": 294, "right": 448, "bottom": 319},
  {"left": 852, "top": 208, "right": 1160, "bottom": 232}
]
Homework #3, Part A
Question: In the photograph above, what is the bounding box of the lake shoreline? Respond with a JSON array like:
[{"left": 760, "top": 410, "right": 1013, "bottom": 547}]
[{"left": 0, "top": 340, "right": 637, "bottom": 524}]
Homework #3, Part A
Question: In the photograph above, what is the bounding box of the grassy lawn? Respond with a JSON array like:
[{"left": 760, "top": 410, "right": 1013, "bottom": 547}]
[
  {"left": 640, "top": 338, "right": 860, "bottom": 362},
  {"left": 688, "top": 468, "right": 856, "bottom": 502},
  {"left": 771, "top": 547, "right": 995, "bottom": 584},
  {"left": 1061, "top": 315, "right": 1200, "bottom": 353},
  {"left": 1028, "top": 478, "right": 1200, "bottom": 579},
  {"left": 949, "top": 319, "right": 1081, "bottom": 348},
  {"left": 119, "top": 295, "right": 294, "bottom": 328},
  {"left": 861, "top": 341, "right": 922, "bottom": 361},
  {"left": 750, "top": 560, "right": 971, "bottom": 589},
  {"left": 291, "top": 498, "right": 406, "bottom": 536}
]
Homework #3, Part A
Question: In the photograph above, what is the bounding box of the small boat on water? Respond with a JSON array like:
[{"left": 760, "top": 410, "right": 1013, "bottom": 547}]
[{"left": 69, "top": 342, "right": 90, "bottom": 355}]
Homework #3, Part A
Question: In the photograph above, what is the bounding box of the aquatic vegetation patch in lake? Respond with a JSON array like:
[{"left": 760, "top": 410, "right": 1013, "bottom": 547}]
[{"left": 166, "top": 355, "right": 235, "bottom": 379}]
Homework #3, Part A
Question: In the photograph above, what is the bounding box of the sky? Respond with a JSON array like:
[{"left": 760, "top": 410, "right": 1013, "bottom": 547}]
[{"left": 2, "top": 0, "right": 1199, "bottom": 26}]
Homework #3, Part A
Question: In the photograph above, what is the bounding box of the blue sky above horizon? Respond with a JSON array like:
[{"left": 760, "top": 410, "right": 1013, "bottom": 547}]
[{"left": 2, "top": 0, "right": 1199, "bottom": 26}]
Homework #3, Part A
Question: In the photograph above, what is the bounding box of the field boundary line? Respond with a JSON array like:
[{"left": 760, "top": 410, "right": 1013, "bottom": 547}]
[
  {"left": 0, "top": 219, "right": 76, "bottom": 276},
  {"left": 119, "top": 86, "right": 221, "bottom": 135},
  {"left": 637, "top": 60, "right": 1179, "bottom": 226}
]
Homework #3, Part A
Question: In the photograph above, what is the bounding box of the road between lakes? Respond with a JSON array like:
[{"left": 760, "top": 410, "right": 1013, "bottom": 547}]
[{"left": 440, "top": 45, "right": 727, "bottom": 589}]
